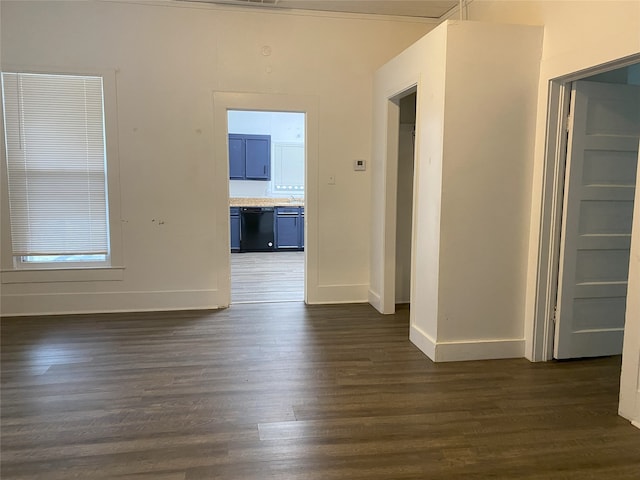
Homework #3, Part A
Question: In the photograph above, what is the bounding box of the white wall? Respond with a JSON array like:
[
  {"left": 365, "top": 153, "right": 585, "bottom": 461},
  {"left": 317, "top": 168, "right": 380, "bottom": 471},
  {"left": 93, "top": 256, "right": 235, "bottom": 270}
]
[
  {"left": 467, "top": 0, "right": 640, "bottom": 362},
  {"left": 464, "top": 0, "right": 640, "bottom": 421},
  {"left": 370, "top": 24, "right": 448, "bottom": 344},
  {"left": 437, "top": 22, "right": 542, "bottom": 345},
  {"left": 0, "top": 0, "right": 433, "bottom": 315},
  {"left": 371, "top": 21, "right": 542, "bottom": 361}
]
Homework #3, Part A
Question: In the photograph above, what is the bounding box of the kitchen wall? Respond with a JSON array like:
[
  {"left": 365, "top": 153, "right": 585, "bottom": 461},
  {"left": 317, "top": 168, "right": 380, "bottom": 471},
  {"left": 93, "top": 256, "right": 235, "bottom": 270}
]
[
  {"left": 0, "top": 0, "right": 433, "bottom": 315},
  {"left": 228, "top": 110, "right": 305, "bottom": 199}
]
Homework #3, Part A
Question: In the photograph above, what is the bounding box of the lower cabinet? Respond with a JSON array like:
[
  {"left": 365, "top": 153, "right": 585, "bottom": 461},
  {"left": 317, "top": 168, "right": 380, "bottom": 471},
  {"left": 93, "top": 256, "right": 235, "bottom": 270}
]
[
  {"left": 230, "top": 207, "right": 240, "bottom": 251},
  {"left": 275, "top": 207, "right": 304, "bottom": 250},
  {"left": 231, "top": 205, "right": 304, "bottom": 252},
  {"left": 300, "top": 209, "right": 304, "bottom": 249}
]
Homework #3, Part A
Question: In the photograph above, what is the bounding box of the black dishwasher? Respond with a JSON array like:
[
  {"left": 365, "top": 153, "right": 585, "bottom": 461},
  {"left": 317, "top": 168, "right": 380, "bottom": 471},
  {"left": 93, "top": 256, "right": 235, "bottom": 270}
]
[{"left": 240, "top": 207, "right": 275, "bottom": 252}]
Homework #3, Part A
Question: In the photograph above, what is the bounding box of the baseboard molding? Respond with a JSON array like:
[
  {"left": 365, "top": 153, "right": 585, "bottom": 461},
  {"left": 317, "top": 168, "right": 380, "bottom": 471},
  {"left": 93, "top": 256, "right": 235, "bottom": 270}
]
[
  {"left": 434, "top": 338, "right": 525, "bottom": 362},
  {"left": 0, "top": 289, "right": 223, "bottom": 317},
  {"left": 368, "top": 289, "right": 382, "bottom": 313},
  {"left": 410, "top": 325, "right": 524, "bottom": 362},
  {"left": 307, "top": 283, "right": 369, "bottom": 304},
  {"left": 409, "top": 324, "right": 436, "bottom": 361}
]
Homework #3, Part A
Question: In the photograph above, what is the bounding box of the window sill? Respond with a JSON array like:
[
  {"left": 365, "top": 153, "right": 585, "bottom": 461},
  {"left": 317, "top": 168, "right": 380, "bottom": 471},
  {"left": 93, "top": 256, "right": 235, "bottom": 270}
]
[{"left": 1, "top": 266, "right": 125, "bottom": 284}]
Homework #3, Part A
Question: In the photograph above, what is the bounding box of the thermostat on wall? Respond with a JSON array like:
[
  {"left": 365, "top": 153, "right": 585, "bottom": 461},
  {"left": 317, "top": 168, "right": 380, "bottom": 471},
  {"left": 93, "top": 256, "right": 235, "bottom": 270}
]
[{"left": 354, "top": 159, "right": 366, "bottom": 171}]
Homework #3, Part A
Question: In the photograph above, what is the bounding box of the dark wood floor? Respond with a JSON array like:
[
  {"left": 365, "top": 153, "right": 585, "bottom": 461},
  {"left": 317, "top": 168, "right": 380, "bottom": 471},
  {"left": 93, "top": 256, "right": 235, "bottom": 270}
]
[{"left": 2, "top": 303, "right": 639, "bottom": 479}]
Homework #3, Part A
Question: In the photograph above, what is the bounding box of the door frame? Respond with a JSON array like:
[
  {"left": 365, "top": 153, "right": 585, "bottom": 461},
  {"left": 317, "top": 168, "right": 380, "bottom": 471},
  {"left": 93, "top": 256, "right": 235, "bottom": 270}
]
[
  {"left": 532, "top": 55, "right": 640, "bottom": 362},
  {"left": 379, "top": 85, "right": 419, "bottom": 314},
  {"left": 212, "top": 92, "right": 319, "bottom": 306}
]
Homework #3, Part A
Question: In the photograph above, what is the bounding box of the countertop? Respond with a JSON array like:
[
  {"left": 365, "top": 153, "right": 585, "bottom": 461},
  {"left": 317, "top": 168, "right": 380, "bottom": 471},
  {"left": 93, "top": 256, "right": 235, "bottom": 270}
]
[{"left": 230, "top": 197, "right": 304, "bottom": 207}]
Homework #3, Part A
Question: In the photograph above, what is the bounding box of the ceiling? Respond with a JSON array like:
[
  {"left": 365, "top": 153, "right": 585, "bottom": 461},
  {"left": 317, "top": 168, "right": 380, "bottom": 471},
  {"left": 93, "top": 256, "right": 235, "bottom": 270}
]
[{"left": 182, "top": 0, "right": 461, "bottom": 19}]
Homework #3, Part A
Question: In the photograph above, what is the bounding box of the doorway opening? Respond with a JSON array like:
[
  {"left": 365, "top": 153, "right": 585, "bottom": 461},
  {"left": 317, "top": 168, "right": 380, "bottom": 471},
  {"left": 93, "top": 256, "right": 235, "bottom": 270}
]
[
  {"left": 395, "top": 92, "right": 417, "bottom": 308},
  {"left": 375, "top": 85, "right": 418, "bottom": 314},
  {"left": 534, "top": 60, "right": 640, "bottom": 362},
  {"left": 227, "top": 110, "right": 306, "bottom": 304}
]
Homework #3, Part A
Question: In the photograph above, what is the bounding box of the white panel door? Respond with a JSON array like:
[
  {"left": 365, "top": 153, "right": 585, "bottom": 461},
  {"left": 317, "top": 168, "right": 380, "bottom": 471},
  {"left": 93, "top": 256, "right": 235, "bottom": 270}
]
[
  {"left": 619, "top": 139, "right": 640, "bottom": 425},
  {"left": 555, "top": 81, "right": 640, "bottom": 359}
]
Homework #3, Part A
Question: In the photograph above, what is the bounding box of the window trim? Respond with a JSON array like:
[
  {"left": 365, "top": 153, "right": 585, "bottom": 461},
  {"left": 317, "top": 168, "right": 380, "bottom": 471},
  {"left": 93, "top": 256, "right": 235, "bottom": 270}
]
[
  {"left": 0, "top": 65, "right": 124, "bottom": 283},
  {"left": 15, "top": 255, "right": 111, "bottom": 270}
]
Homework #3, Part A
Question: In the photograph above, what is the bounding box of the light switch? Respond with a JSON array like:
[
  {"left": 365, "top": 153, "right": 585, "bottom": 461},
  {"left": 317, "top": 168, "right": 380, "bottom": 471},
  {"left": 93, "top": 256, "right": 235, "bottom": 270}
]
[{"left": 354, "top": 159, "right": 366, "bottom": 171}]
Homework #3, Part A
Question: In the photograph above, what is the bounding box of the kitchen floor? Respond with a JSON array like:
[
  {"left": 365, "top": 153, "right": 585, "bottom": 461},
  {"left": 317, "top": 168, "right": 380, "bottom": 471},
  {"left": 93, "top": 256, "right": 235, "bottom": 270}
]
[{"left": 231, "top": 251, "right": 304, "bottom": 303}]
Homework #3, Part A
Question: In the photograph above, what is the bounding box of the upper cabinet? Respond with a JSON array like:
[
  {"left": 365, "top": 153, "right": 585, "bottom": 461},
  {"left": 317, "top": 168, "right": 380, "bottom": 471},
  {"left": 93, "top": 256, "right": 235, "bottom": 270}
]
[
  {"left": 229, "top": 134, "right": 271, "bottom": 180},
  {"left": 228, "top": 136, "right": 246, "bottom": 179}
]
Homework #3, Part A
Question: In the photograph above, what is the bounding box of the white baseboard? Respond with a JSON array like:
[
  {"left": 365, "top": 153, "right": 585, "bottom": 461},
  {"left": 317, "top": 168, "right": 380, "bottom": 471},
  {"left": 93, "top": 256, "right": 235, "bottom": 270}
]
[
  {"left": 410, "top": 325, "right": 524, "bottom": 362},
  {"left": 434, "top": 338, "right": 525, "bottom": 362},
  {"left": 0, "top": 289, "right": 223, "bottom": 317},
  {"left": 409, "top": 324, "right": 436, "bottom": 361},
  {"left": 368, "top": 289, "right": 382, "bottom": 312},
  {"left": 307, "top": 283, "right": 369, "bottom": 304}
]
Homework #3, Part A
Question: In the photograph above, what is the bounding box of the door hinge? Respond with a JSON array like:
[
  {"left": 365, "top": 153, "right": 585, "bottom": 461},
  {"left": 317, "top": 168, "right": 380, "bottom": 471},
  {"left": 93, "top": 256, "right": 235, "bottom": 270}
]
[
  {"left": 565, "top": 113, "right": 573, "bottom": 133},
  {"left": 552, "top": 305, "right": 558, "bottom": 324}
]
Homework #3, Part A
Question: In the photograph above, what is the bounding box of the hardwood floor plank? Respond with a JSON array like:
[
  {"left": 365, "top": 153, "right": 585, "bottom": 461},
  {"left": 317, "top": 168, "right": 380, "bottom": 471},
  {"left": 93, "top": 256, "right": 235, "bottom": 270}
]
[
  {"left": 2, "top": 303, "right": 639, "bottom": 479},
  {"left": 231, "top": 251, "right": 304, "bottom": 303}
]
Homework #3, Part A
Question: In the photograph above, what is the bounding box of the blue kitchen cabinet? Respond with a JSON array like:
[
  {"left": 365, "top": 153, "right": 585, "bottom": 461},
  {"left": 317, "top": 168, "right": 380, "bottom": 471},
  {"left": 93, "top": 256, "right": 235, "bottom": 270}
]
[
  {"left": 228, "top": 134, "right": 271, "bottom": 180},
  {"left": 230, "top": 207, "right": 240, "bottom": 252},
  {"left": 300, "top": 208, "right": 304, "bottom": 249},
  {"left": 245, "top": 137, "right": 271, "bottom": 180},
  {"left": 228, "top": 136, "right": 245, "bottom": 180},
  {"left": 275, "top": 206, "right": 304, "bottom": 250}
]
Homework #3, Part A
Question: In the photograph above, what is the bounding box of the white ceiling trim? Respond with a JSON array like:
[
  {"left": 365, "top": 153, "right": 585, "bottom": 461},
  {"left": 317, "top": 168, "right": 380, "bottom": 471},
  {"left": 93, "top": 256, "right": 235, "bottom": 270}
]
[{"left": 104, "top": 0, "right": 442, "bottom": 23}]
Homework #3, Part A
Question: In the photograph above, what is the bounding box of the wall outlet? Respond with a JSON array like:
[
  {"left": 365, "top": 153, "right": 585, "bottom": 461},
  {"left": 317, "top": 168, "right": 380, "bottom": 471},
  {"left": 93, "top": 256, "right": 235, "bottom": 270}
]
[{"left": 328, "top": 174, "right": 336, "bottom": 185}]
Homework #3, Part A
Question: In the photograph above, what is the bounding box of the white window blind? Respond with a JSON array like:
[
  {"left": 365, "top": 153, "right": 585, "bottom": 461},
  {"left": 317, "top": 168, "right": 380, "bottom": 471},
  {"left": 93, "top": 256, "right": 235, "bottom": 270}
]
[{"left": 1, "top": 72, "right": 110, "bottom": 260}]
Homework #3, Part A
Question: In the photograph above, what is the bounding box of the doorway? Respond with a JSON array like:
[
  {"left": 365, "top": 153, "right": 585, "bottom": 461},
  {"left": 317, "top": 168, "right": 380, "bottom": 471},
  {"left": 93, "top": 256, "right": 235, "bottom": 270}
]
[
  {"left": 211, "top": 92, "right": 319, "bottom": 307},
  {"left": 227, "top": 110, "right": 305, "bottom": 304},
  {"left": 535, "top": 61, "right": 640, "bottom": 361},
  {"left": 395, "top": 92, "right": 417, "bottom": 306}
]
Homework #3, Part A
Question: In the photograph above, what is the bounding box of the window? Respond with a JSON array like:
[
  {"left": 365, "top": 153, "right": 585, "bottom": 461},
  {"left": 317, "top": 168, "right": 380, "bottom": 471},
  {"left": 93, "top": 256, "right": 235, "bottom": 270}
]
[{"left": 1, "top": 72, "right": 112, "bottom": 268}]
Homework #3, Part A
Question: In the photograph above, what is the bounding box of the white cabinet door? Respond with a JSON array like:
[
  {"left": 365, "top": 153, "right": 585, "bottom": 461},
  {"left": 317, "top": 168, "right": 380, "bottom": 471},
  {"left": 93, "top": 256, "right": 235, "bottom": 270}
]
[{"left": 555, "top": 81, "right": 640, "bottom": 359}]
